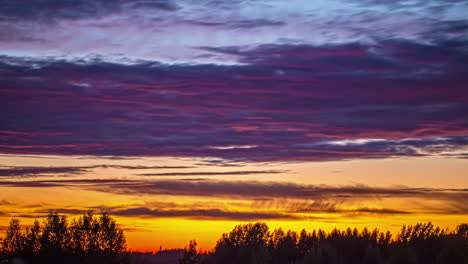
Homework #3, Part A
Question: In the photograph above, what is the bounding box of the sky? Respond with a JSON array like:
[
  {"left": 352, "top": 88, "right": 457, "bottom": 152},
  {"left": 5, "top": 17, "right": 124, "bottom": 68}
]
[{"left": 0, "top": 0, "right": 467, "bottom": 252}]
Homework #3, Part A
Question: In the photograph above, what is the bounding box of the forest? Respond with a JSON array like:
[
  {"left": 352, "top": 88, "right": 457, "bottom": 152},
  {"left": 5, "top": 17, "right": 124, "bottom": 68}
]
[
  {"left": 1, "top": 213, "right": 467, "bottom": 264},
  {"left": 180, "top": 222, "right": 468, "bottom": 264}
]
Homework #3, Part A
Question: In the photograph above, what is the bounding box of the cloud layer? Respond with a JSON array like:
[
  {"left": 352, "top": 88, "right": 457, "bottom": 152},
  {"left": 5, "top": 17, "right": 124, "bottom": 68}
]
[
  {"left": 1, "top": 38, "right": 467, "bottom": 161},
  {"left": 1, "top": 178, "right": 467, "bottom": 220}
]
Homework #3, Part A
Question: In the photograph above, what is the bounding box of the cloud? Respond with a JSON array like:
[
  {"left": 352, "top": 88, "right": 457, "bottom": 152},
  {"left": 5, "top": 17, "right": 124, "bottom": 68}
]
[
  {"left": 0, "top": 0, "right": 178, "bottom": 23},
  {"left": 0, "top": 204, "right": 411, "bottom": 221},
  {"left": 184, "top": 18, "right": 285, "bottom": 29},
  {"left": 441, "top": 152, "right": 468, "bottom": 159},
  {"left": 0, "top": 199, "right": 300, "bottom": 221},
  {"left": 111, "top": 207, "right": 298, "bottom": 220},
  {"left": 1, "top": 179, "right": 467, "bottom": 211},
  {"left": 83, "top": 179, "right": 468, "bottom": 202},
  {"left": 253, "top": 199, "right": 412, "bottom": 216},
  {"left": 351, "top": 207, "right": 410, "bottom": 214},
  {"left": 352, "top": 0, "right": 468, "bottom": 10},
  {"left": 0, "top": 165, "right": 195, "bottom": 178},
  {"left": 0, "top": 200, "right": 12, "bottom": 205},
  {"left": 0, "top": 37, "right": 467, "bottom": 161},
  {"left": 83, "top": 179, "right": 468, "bottom": 216},
  {"left": 93, "top": 165, "right": 195, "bottom": 169},
  {"left": 288, "top": 203, "right": 411, "bottom": 215},
  {"left": 0, "top": 166, "right": 89, "bottom": 178},
  {"left": 139, "top": 170, "right": 285, "bottom": 177},
  {"left": 0, "top": 198, "right": 410, "bottom": 221},
  {"left": 1, "top": 178, "right": 466, "bottom": 219},
  {"left": 1, "top": 0, "right": 467, "bottom": 65}
]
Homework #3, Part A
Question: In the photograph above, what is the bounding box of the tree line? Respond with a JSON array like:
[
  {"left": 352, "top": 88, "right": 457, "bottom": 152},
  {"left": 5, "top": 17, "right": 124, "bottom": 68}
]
[
  {"left": 0, "top": 212, "right": 128, "bottom": 264},
  {"left": 1, "top": 214, "right": 466, "bottom": 264},
  {"left": 181, "top": 222, "right": 468, "bottom": 264}
]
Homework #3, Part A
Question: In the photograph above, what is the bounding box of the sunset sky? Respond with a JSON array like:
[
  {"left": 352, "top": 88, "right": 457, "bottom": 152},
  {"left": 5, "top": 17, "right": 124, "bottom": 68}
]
[{"left": 1, "top": 0, "right": 467, "bottom": 252}]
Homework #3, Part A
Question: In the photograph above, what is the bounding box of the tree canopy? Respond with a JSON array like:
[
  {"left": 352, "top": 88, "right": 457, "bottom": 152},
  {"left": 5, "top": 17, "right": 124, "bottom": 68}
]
[
  {"left": 0, "top": 212, "right": 128, "bottom": 264},
  {"left": 181, "top": 222, "right": 468, "bottom": 264}
]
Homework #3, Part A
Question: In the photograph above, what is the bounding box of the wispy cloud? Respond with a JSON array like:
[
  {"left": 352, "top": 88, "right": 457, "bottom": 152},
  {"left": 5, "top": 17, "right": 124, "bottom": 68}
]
[
  {"left": 0, "top": 165, "right": 195, "bottom": 178},
  {"left": 0, "top": 166, "right": 88, "bottom": 178},
  {"left": 0, "top": 198, "right": 414, "bottom": 221},
  {"left": 184, "top": 18, "right": 285, "bottom": 29},
  {"left": 1, "top": 179, "right": 467, "bottom": 216},
  {"left": 110, "top": 207, "right": 298, "bottom": 220},
  {"left": 139, "top": 170, "right": 285, "bottom": 177}
]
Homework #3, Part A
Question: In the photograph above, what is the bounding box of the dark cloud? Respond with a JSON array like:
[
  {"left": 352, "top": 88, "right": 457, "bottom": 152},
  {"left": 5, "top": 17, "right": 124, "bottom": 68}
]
[
  {"left": 0, "top": 199, "right": 12, "bottom": 205},
  {"left": 0, "top": 0, "right": 178, "bottom": 23},
  {"left": 352, "top": 208, "right": 410, "bottom": 214},
  {"left": 1, "top": 178, "right": 466, "bottom": 219},
  {"left": 2, "top": 179, "right": 467, "bottom": 207},
  {"left": 288, "top": 204, "right": 411, "bottom": 215},
  {"left": 0, "top": 204, "right": 412, "bottom": 221},
  {"left": 127, "top": 1, "right": 180, "bottom": 12},
  {"left": 93, "top": 165, "right": 194, "bottom": 169},
  {"left": 111, "top": 207, "right": 298, "bottom": 220},
  {"left": 441, "top": 152, "right": 468, "bottom": 159},
  {"left": 195, "top": 159, "right": 247, "bottom": 167},
  {"left": 0, "top": 165, "right": 195, "bottom": 178},
  {"left": 0, "top": 38, "right": 467, "bottom": 161},
  {"left": 185, "top": 18, "right": 285, "bottom": 29},
  {"left": 0, "top": 166, "right": 88, "bottom": 178},
  {"left": 83, "top": 179, "right": 468, "bottom": 203},
  {"left": 252, "top": 199, "right": 412, "bottom": 216},
  {"left": 139, "top": 170, "right": 284, "bottom": 177},
  {"left": 0, "top": 200, "right": 301, "bottom": 221}
]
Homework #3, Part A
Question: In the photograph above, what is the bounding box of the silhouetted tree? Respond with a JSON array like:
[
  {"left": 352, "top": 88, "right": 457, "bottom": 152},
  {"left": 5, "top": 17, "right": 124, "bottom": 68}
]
[
  {"left": 41, "top": 212, "right": 70, "bottom": 254},
  {"left": 207, "top": 221, "right": 468, "bottom": 264},
  {"left": 456, "top": 223, "right": 468, "bottom": 238},
  {"left": 70, "top": 211, "right": 99, "bottom": 254},
  {"left": 3, "top": 216, "right": 468, "bottom": 264},
  {"left": 298, "top": 229, "right": 315, "bottom": 257},
  {"left": 214, "top": 222, "right": 270, "bottom": 264},
  {"left": 23, "top": 220, "right": 41, "bottom": 255},
  {"left": 300, "top": 244, "right": 339, "bottom": 264},
  {"left": 387, "top": 246, "right": 418, "bottom": 264},
  {"left": 1, "top": 219, "right": 24, "bottom": 255},
  {"left": 0, "top": 212, "right": 128, "bottom": 264},
  {"left": 270, "top": 229, "right": 298, "bottom": 264},
  {"left": 179, "top": 240, "right": 201, "bottom": 264},
  {"left": 361, "top": 245, "right": 383, "bottom": 264},
  {"left": 97, "top": 212, "right": 126, "bottom": 254},
  {"left": 435, "top": 223, "right": 468, "bottom": 264}
]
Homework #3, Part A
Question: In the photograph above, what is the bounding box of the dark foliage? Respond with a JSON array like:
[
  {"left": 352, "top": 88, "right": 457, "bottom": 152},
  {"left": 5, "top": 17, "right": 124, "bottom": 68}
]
[
  {"left": 2, "top": 215, "right": 467, "bottom": 264},
  {"left": 181, "top": 222, "right": 468, "bottom": 264},
  {"left": 0, "top": 212, "right": 129, "bottom": 264},
  {"left": 180, "top": 240, "right": 201, "bottom": 264}
]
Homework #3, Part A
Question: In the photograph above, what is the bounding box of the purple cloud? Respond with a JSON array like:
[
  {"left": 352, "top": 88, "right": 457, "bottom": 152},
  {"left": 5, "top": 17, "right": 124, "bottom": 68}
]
[
  {"left": 1, "top": 38, "right": 467, "bottom": 161},
  {"left": 0, "top": 0, "right": 178, "bottom": 23},
  {"left": 0, "top": 166, "right": 88, "bottom": 178}
]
